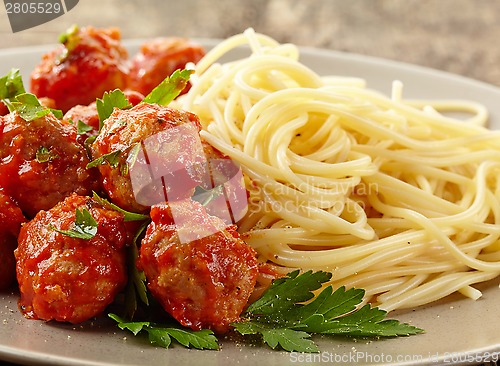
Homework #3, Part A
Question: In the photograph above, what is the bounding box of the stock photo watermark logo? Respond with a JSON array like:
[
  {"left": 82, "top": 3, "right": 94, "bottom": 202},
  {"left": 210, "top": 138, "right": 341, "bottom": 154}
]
[
  {"left": 4, "top": 0, "right": 79, "bottom": 32},
  {"left": 128, "top": 124, "right": 248, "bottom": 244}
]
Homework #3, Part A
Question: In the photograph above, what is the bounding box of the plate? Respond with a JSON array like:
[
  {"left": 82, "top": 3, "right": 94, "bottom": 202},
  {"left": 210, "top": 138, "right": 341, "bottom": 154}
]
[{"left": 1, "top": 39, "right": 500, "bottom": 366}]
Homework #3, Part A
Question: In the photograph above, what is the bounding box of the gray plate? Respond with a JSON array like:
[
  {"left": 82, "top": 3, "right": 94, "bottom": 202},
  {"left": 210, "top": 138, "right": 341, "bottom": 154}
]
[{"left": 1, "top": 39, "right": 500, "bottom": 366}]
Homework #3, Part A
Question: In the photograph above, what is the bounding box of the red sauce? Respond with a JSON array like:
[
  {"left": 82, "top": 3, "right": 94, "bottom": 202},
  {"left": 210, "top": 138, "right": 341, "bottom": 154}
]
[
  {"left": 138, "top": 199, "right": 258, "bottom": 333},
  {"left": 30, "top": 26, "right": 129, "bottom": 113},
  {"left": 15, "top": 194, "right": 127, "bottom": 323},
  {"left": 0, "top": 191, "right": 26, "bottom": 290},
  {"left": 0, "top": 112, "right": 98, "bottom": 217},
  {"left": 128, "top": 37, "right": 205, "bottom": 96}
]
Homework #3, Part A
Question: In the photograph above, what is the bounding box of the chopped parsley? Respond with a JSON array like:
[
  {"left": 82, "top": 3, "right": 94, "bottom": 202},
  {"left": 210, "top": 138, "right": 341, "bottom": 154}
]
[
  {"left": 1, "top": 70, "right": 63, "bottom": 121},
  {"left": 86, "top": 149, "right": 122, "bottom": 169},
  {"left": 91, "top": 191, "right": 150, "bottom": 222},
  {"left": 4, "top": 92, "right": 62, "bottom": 121},
  {"left": 0, "top": 68, "right": 25, "bottom": 100},
  {"left": 35, "top": 146, "right": 59, "bottom": 163},
  {"left": 96, "top": 89, "right": 132, "bottom": 130},
  {"left": 50, "top": 208, "right": 98, "bottom": 240},
  {"left": 57, "top": 24, "right": 80, "bottom": 64},
  {"left": 58, "top": 24, "right": 79, "bottom": 45},
  {"left": 76, "top": 119, "right": 93, "bottom": 135},
  {"left": 193, "top": 184, "right": 225, "bottom": 206},
  {"left": 123, "top": 142, "right": 141, "bottom": 176},
  {"left": 86, "top": 145, "right": 140, "bottom": 177},
  {"left": 141, "top": 68, "right": 193, "bottom": 106}
]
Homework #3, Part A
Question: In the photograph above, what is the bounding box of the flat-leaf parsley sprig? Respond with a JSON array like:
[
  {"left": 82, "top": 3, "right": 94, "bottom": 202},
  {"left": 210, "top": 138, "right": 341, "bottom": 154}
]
[
  {"left": 110, "top": 269, "right": 423, "bottom": 352},
  {"left": 108, "top": 314, "right": 219, "bottom": 350},
  {"left": 231, "top": 270, "right": 424, "bottom": 353},
  {"left": 49, "top": 208, "right": 98, "bottom": 240}
]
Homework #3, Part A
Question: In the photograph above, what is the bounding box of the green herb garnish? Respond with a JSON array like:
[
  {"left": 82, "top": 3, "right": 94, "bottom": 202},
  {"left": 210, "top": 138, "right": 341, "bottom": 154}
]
[
  {"left": 1, "top": 69, "right": 63, "bottom": 120},
  {"left": 108, "top": 313, "right": 219, "bottom": 350},
  {"left": 50, "top": 208, "right": 98, "bottom": 240},
  {"left": 110, "top": 269, "right": 423, "bottom": 353},
  {"left": 58, "top": 24, "right": 79, "bottom": 45},
  {"left": 84, "top": 135, "right": 97, "bottom": 150},
  {"left": 0, "top": 68, "right": 25, "bottom": 100},
  {"left": 4, "top": 93, "right": 52, "bottom": 121},
  {"left": 91, "top": 191, "right": 150, "bottom": 222},
  {"left": 57, "top": 24, "right": 80, "bottom": 64},
  {"left": 193, "top": 184, "right": 225, "bottom": 206},
  {"left": 86, "top": 149, "right": 122, "bottom": 169},
  {"left": 35, "top": 146, "right": 59, "bottom": 163},
  {"left": 123, "top": 220, "right": 150, "bottom": 319},
  {"left": 142, "top": 69, "right": 193, "bottom": 106},
  {"left": 96, "top": 89, "right": 132, "bottom": 130},
  {"left": 232, "top": 270, "right": 423, "bottom": 353},
  {"left": 76, "top": 119, "right": 93, "bottom": 135},
  {"left": 122, "top": 142, "right": 141, "bottom": 176}
]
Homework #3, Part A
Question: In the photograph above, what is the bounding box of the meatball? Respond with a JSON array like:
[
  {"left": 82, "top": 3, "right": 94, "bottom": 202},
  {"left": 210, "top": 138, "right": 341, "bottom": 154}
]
[
  {"left": 30, "top": 26, "right": 129, "bottom": 112},
  {"left": 0, "top": 111, "right": 98, "bottom": 217},
  {"left": 15, "top": 194, "right": 128, "bottom": 323},
  {"left": 137, "top": 199, "right": 258, "bottom": 333},
  {"left": 128, "top": 37, "right": 205, "bottom": 96},
  {"left": 0, "top": 191, "right": 26, "bottom": 290},
  {"left": 90, "top": 103, "right": 203, "bottom": 213}
]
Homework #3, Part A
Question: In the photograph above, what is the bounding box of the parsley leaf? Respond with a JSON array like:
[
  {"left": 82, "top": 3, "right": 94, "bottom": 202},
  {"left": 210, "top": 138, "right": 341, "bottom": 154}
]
[
  {"left": 1, "top": 69, "right": 63, "bottom": 120},
  {"left": 86, "top": 150, "right": 122, "bottom": 169},
  {"left": 84, "top": 135, "right": 97, "bottom": 150},
  {"left": 108, "top": 314, "right": 219, "bottom": 350},
  {"left": 96, "top": 89, "right": 132, "bottom": 130},
  {"left": 50, "top": 208, "right": 98, "bottom": 240},
  {"left": 5, "top": 93, "right": 51, "bottom": 121},
  {"left": 123, "top": 220, "right": 150, "bottom": 319},
  {"left": 35, "top": 146, "right": 59, "bottom": 163},
  {"left": 3, "top": 91, "right": 63, "bottom": 121},
  {"left": 91, "top": 191, "right": 150, "bottom": 222},
  {"left": 232, "top": 270, "right": 424, "bottom": 353},
  {"left": 76, "top": 119, "right": 93, "bottom": 135},
  {"left": 122, "top": 142, "right": 141, "bottom": 176},
  {"left": 234, "top": 321, "right": 318, "bottom": 353},
  {"left": 0, "top": 68, "right": 25, "bottom": 100},
  {"left": 57, "top": 24, "right": 80, "bottom": 64},
  {"left": 142, "top": 69, "right": 193, "bottom": 106},
  {"left": 192, "top": 184, "right": 225, "bottom": 207},
  {"left": 58, "top": 24, "right": 79, "bottom": 45}
]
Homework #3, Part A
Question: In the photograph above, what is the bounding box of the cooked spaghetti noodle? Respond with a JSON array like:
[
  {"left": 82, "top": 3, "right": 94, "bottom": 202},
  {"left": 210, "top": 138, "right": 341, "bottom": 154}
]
[{"left": 176, "top": 28, "right": 500, "bottom": 312}]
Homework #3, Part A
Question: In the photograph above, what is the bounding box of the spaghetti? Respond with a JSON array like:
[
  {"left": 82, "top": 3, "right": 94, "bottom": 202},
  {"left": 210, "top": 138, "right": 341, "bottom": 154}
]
[{"left": 176, "top": 28, "right": 500, "bottom": 312}]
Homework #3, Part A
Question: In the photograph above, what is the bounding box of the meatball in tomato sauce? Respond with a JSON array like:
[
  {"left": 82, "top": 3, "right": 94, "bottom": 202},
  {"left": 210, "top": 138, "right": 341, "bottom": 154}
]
[
  {"left": 128, "top": 37, "right": 205, "bottom": 96},
  {"left": 137, "top": 199, "right": 258, "bottom": 333},
  {"left": 30, "top": 26, "right": 129, "bottom": 112},
  {"left": 15, "top": 194, "right": 128, "bottom": 324},
  {"left": 0, "top": 191, "right": 27, "bottom": 290},
  {"left": 90, "top": 103, "right": 203, "bottom": 213},
  {"left": 0, "top": 111, "right": 98, "bottom": 217}
]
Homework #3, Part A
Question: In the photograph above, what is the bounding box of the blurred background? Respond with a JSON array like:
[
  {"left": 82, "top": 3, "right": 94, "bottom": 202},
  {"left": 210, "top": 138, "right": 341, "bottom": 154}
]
[{"left": 0, "top": 0, "right": 499, "bottom": 86}]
